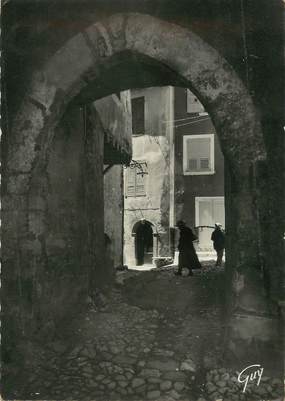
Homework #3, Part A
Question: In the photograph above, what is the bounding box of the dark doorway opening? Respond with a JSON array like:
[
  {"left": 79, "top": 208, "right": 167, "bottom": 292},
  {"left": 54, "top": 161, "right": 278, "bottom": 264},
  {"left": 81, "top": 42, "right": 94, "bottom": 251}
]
[{"left": 135, "top": 220, "right": 153, "bottom": 265}]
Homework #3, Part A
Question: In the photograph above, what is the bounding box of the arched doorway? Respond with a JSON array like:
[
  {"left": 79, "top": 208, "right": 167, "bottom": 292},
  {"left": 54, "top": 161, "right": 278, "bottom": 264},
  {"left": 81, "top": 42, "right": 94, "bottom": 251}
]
[
  {"left": 7, "top": 13, "right": 265, "bottom": 279},
  {"left": 4, "top": 12, "right": 269, "bottom": 361},
  {"left": 134, "top": 220, "right": 153, "bottom": 266}
]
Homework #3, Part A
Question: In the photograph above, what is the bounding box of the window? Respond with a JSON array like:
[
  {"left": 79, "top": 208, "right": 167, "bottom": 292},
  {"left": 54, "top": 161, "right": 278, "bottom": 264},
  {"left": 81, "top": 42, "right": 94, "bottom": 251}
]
[
  {"left": 126, "top": 163, "right": 146, "bottom": 197},
  {"left": 183, "top": 134, "right": 214, "bottom": 175},
  {"left": 131, "top": 96, "right": 145, "bottom": 135},
  {"left": 186, "top": 90, "right": 207, "bottom": 115},
  {"left": 195, "top": 197, "right": 225, "bottom": 250}
]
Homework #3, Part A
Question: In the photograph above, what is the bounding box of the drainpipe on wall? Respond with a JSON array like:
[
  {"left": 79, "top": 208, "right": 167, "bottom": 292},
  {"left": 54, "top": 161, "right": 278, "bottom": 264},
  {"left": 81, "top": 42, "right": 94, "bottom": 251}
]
[
  {"left": 121, "top": 166, "right": 124, "bottom": 267},
  {"left": 168, "top": 86, "right": 175, "bottom": 256}
]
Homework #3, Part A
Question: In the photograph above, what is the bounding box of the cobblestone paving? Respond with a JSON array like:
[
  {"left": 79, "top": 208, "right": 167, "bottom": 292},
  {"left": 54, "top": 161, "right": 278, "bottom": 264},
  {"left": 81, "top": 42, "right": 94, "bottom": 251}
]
[{"left": 6, "top": 265, "right": 284, "bottom": 401}]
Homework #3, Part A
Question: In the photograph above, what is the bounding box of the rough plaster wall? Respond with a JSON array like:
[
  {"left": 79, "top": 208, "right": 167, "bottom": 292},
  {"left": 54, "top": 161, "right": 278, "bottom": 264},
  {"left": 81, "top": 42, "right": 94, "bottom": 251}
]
[
  {"left": 95, "top": 91, "right": 132, "bottom": 162},
  {"left": 95, "top": 91, "right": 132, "bottom": 269},
  {"left": 124, "top": 87, "right": 172, "bottom": 265},
  {"left": 104, "top": 165, "right": 124, "bottom": 268}
]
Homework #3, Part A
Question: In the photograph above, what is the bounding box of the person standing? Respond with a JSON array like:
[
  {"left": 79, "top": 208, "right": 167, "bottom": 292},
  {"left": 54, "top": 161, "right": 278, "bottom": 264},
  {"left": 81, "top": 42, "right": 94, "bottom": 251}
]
[
  {"left": 211, "top": 223, "right": 225, "bottom": 267},
  {"left": 175, "top": 220, "right": 202, "bottom": 276}
]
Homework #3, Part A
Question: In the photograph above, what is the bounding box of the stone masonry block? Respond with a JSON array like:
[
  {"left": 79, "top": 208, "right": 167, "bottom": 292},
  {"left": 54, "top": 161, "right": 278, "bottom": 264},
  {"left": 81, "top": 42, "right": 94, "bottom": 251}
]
[
  {"left": 29, "top": 70, "right": 57, "bottom": 111},
  {"left": 8, "top": 101, "right": 45, "bottom": 173},
  {"left": 6, "top": 173, "right": 30, "bottom": 195},
  {"left": 28, "top": 210, "right": 46, "bottom": 237},
  {"left": 45, "top": 33, "right": 94, "bottom": 93},
  {"left": 85, "top": 22, "right": 113, "bottom": 60}
]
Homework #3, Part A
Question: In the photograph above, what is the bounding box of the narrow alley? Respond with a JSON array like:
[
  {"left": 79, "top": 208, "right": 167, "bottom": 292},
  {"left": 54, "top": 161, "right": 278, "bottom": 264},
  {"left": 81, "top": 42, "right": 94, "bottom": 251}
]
[
  {"left": 2, "top": 2, "right": 284, "bottom": 401},
  {"left": 7, "top": 263, "right": 283, "bottom": 401}
]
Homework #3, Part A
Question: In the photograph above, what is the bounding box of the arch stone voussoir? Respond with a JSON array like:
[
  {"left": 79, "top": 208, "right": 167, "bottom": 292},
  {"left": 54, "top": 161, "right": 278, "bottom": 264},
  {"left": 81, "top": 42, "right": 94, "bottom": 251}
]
[{"left": 43, "top": 32, "right": 95, "bottom": 93}]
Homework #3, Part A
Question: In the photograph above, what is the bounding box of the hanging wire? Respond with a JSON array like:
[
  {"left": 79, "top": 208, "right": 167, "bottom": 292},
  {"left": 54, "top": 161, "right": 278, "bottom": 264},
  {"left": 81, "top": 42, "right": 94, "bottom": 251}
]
[
  {"left": 163, "top": 114, "right": 208, "bottom": 124},
  {"left": 175, "top": 116, "right": 210, "bottom": 128}
]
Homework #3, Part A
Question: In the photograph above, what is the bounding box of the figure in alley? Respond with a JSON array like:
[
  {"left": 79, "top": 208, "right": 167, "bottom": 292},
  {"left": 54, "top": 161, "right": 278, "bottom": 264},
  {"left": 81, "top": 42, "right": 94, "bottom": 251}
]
[
  {"left": 175, "top": 220, "right": 202, "bottom": 276},
  {"left": 211, "top": 223, "right": 225, "bottom": 267}
]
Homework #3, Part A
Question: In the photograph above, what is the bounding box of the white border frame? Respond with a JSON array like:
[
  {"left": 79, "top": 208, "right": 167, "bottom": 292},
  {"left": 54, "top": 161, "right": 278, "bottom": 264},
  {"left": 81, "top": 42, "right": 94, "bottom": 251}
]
[{"left": 183, "top": 133, "right": 215, "bottom": 175}]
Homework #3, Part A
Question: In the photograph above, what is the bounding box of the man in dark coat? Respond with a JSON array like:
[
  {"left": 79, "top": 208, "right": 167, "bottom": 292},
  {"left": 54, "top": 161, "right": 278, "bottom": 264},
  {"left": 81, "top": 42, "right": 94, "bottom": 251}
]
[
  {"left": 175, "top": 220, "right": 202, "bottom": 276},
  {"left": 211, "top": 223, "right": 225, "bottom": 267}
]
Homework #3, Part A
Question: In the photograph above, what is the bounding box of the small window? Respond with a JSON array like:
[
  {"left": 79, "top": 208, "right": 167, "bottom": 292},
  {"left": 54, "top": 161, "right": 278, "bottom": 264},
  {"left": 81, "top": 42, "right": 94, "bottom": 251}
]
[
  {"left": 187, "top": 90, "right": 206, "bottom": 114},
  {"left": 131, "top": 96, "right": 145, "bottom": 135},
  {"left": 126, "top": 163, "right": 146, "bottom": 197},
  {"left": 183, "top": 134, "right": 214, "bottom": 175}
]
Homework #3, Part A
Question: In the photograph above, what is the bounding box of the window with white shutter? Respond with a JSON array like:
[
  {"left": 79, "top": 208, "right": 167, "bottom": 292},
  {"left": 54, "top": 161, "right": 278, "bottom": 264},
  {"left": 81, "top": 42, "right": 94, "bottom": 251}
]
[
  {"left": 126, "top": 163, "right": 146, "bottom": 197},
  {"left": 183, "top": 134, "right": 215, "bottom": 175}
]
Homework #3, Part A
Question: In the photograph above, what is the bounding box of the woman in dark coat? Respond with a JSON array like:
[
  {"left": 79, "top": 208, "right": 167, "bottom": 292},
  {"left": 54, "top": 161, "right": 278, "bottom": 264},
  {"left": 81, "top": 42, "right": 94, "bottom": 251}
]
[{"left": 175, "top": 220, "right": 202, "bottom": 276}]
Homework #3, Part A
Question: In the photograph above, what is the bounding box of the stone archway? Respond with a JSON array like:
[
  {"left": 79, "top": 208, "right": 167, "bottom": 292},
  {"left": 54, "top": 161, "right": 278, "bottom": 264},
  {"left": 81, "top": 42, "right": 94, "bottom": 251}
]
[
  {"left": 134, "top": 220, "right": 153, "bottom": 266},
  {"left": 131, "top": 220, "right": 158, "bottom": 266},
  {"left": 8, "top": 13, "right": 265, "bottom": 177},
  {"left": 4, "top": 13, "right": 268, "bottom": 356}
]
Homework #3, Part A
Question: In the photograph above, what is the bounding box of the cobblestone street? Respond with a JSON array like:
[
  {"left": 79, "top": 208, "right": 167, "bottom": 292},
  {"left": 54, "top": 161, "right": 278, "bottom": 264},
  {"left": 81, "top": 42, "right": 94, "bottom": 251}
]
[{"left": 6, "top": 264, "right": 283, "bottom": 401}]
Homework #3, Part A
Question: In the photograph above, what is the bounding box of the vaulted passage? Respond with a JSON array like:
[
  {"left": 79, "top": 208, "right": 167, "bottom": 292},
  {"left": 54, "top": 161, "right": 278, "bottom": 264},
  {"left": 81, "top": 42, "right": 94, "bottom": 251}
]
[{"left": 2, "top": 6, "right": 284, "bottom": 400}]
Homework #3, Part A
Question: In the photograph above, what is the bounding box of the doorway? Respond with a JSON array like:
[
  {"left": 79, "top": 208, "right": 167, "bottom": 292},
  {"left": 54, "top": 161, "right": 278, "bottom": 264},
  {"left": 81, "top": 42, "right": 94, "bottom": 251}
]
[
  {"left": 135, "top": 220, "right": 153, "bottom": 265},
  {"left": 195, "top": 196, "right": 225, "bottom": 251}
]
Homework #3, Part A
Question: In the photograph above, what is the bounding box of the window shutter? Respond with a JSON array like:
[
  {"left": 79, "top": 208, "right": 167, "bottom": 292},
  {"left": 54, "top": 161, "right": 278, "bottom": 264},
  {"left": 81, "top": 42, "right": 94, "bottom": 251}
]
[
  {"left": 126, "top": 163, "right": 146, "bottom": 196},
  {"left": 200, "top": 157, "right": 210, "bottom": 170},
  {"left": 188, "top": 158, "right": 198, "bottom": 171},
  {"left": 184, "top": 135, "right": 213, "bottom": 174},
  {"left": 127, "top": 168, "right": 136, "bottom": 196},
  {"left": 135, "top": 171, "right": 145, "bottom": 196},
  {"left": 132, "top": 97, "right": 145, "bottom": 135}
]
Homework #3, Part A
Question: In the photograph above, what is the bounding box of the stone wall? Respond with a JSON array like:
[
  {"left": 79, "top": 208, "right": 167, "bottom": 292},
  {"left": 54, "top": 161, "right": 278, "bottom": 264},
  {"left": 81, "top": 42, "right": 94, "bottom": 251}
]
[
  {"left": 95, "top": 92, "right": 132, "bottom": 164},
  {"left": 2, "top": 103, "right": 108, "bottom": 368},
  {"left": 104, "top": 165, "right": 124, "bottom": 269},
  {"left": 95, "top": 91, "right": 132, "bottom": 270}
]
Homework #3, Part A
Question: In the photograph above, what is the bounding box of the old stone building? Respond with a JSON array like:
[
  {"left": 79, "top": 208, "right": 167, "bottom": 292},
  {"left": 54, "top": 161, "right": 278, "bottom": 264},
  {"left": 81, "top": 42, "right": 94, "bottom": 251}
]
[
  {"left": 124, "top": 87, "right": 174, "bottom": 266},
  {"left": 2, "top": 0, "right": 284, "bottom": 397},
  {"left": 124, "top": 86, "right": 224, "bottom": 267},
  {"left": 96, "top": 91, "right": 132, "bottom": 270}
]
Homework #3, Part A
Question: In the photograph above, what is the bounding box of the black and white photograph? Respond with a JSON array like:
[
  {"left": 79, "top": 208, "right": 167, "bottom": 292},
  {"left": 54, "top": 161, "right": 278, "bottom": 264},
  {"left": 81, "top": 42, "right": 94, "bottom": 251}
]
[{"left": 1, "top": 1, "right": 284, "bottom": 400}]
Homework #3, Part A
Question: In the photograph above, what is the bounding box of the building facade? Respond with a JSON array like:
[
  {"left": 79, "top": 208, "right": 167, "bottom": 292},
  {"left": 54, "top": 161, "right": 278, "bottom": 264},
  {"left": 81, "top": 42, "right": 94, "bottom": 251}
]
[
  {"left": 96, "top": 91, "right": 132, "bottom": 271},
  {"left": 123, "top": 87, "right": 174, "bottom": 266},
  {"left": 124, "top": 86, "right": 224, "bottom": 266},
  {"left": 174, "top": 87, "right": 225, "bottom": 252}
]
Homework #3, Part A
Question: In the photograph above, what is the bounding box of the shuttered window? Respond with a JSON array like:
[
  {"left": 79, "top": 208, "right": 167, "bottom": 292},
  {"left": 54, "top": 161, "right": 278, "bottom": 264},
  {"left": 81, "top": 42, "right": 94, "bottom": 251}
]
[
  {"left": 131, "top": 96, "right": 145, "bottom": 135},
  {"left": 183, "top": 134, "right": 214, "bottom": 175},
  {"left": 126, "top": 163, "right": 146, "bottom": 197}
]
